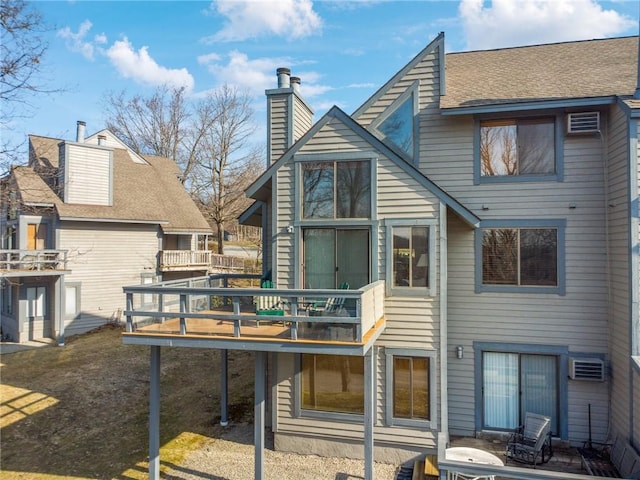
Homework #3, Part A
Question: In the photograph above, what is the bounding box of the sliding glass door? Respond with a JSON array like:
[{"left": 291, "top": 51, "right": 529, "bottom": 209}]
[
  {"left": 483, "top": 352, "right": 558, "bottom": 434},
  {"left": 303, "top": 228, "right": 369, "bottom": 289}
]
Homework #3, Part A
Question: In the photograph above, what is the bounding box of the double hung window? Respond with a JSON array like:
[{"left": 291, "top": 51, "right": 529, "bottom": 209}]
[
  {"left": 385, "top": 348, "right": 436, "bottom": 428},
  {"left": 386, "top": 220, "right": 436, "bottom": 296}
]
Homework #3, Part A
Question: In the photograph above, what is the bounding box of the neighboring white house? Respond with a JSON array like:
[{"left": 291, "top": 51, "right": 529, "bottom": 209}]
[{"left": 0, "top": 124, "right": 212, "bottom": 343}]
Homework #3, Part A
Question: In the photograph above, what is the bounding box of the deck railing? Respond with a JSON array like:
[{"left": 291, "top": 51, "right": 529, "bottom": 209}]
[
  {"left": 0, "top": 249, "right": 68, "bottom": 272},
  {"left": 123, "top": 274, "right": 385, "bottom": 344}
]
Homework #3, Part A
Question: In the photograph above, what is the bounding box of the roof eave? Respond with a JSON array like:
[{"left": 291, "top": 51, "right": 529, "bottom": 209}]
[{"left": 440, "top": 96, "right": 619, "bottom": 116}]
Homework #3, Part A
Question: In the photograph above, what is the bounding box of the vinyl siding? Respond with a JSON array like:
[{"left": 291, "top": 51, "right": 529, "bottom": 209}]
[
  {"left": 292, "top": 95, "right": 313, "bottom": 143},
  {"left": 62, "top": 143, "right": 112, "bottom": 205},
  {"left": 272, "top": 113, "right": 442, "bottom": 452},
  {"left": 269, "top": 95, "right": 289, "bottom": 164},
  {"left": 607, "top": 105, "right": 632, "bottom": 440},
  {"left": 59, "top": 221, "right": 159, "bottom": 336}
]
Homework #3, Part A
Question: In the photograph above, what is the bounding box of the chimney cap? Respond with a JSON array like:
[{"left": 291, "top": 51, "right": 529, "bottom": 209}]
[
  {"left": 277, "top": 67, "right": 291, "bottom": 75},
  {"left": 77, "top": 120, "right": 86, "bottom": 126}
]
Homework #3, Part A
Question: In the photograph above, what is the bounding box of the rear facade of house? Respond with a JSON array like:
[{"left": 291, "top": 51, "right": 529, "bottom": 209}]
[
  {"left": 243, "top": 34, "right": 640, "bottom": 463},
  {"left": 0, "top": 126, "right": 212, "bottom": 344}
]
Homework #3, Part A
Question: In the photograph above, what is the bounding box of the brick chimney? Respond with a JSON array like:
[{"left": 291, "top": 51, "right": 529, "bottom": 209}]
[{"left": 265, "top": 67, "right": 313, "bottom": 166}]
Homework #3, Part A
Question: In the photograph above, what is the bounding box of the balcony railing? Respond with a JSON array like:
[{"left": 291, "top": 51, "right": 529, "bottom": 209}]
[
  {"left": 122, "top": 275, "right": 385, "bottom": 348},
  {"left": 159, "top": 250, "right": 212, "bottom": 271},
  {"left": 0, "top": 249, "right": 68, "bottom": 273}
]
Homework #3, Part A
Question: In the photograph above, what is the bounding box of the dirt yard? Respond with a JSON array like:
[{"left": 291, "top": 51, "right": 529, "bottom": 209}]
[{"left": 0, "top": 325, "right": 255, "bottom": 479}]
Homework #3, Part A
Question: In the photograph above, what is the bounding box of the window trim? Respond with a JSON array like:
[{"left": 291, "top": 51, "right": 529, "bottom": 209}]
[
  {"left": 475, "top": 219, "right": 566, "bottom": 295},
  {"left": 294, "top": 353, "right": 366, "bottom": 422},
  {"left": 473, "top": 113, "right": 564, "bottom": 184},
  {"left": 385, "top": 347, "right": 437, "bottom": 429},
  {"left": 473, "top": 341, "right": 570, "bottom": 439},
  {"left": 385, "top": 219, "right": 437, "bottom": 297},
  {"left": 370, "top": 80, "right": 420, "bottom": 166}
]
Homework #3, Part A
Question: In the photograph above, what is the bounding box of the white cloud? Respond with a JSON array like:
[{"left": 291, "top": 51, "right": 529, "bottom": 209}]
[
  {"left": 198, "top": 50, "right": 331, "bottom": 99},
  {"left": 459, "top": 0, "right": 636, "bottom": 50},
  {"left": 206, "top": 0, "right": 322, "bottom": 42},
  {"left": 57, "top": 20, "right": 96, "bottom": 60},
  {"left": 105, "top": 38, "right": 194, "bottom": 91}
]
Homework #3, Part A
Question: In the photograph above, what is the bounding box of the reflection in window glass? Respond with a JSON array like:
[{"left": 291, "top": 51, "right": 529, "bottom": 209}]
[
  {"left": 302, "top": 354, "right": 364, "bottom": 414},
  {"left": 482, "top": 228, "right": 557, "bottom": 286},
  {"left": 393, "top": 356, "right": 429, "bottom": 420},
  {"left": 303, "top": 163, "right": 334, "bottom": 218},
  {"left": 302, "top": 161, "right": 370, "bottom": 219},
  {"left": 393, "top": 226, "right": 428, "bottom": 288},
  {"left": 379, "top": 96, "right": 414, "bottom": 158},
  {"left": 480, "top": 118, "right": 555, "bottom": 177}
]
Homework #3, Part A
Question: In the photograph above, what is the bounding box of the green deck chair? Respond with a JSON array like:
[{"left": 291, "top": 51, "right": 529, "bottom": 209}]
[{"left": 255, "top": 280, "right": 285, "bottom": 319}]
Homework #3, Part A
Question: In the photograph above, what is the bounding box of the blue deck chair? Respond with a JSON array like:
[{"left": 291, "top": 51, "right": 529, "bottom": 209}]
[{"left": 309, "top": 282, "right": 349, "bottom": 316}]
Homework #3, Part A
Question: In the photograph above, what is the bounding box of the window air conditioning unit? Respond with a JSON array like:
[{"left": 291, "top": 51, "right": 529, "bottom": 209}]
[
  {"left": 566, "top": 112, "right": 600, "bottom": 134},
  {"left": 568, "top": 358, "right": 605, "bottom": 381}
]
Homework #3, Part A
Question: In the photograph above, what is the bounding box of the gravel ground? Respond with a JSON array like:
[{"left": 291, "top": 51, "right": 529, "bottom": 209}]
[{"left": 164, "top": 423, "right": 401, "bottom": 480}]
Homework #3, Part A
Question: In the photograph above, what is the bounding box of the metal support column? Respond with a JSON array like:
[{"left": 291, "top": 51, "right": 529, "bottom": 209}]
[
  {"left": 254, "top": 351, "right": 266, "bottom": 480},
  {"left": 364, "top": 348, "right": 375, "bottom": 480},
  {"left": 220, "top": 349, "right": 229, "bottom": 426},
  {"left": 149, "top": 346, "right": 161, "bottom": 480}
]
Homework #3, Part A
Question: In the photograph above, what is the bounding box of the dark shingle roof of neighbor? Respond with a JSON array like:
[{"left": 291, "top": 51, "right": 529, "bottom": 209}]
[
  {"left": 22, "top": 135, "right": 211, "bottom": 233},
  {"left": 442, "top": 36, "right": 639, "bottom": 110}
]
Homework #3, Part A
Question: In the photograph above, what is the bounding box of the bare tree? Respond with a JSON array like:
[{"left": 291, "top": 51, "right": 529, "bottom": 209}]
[
  {"left": 1, "top": 0, "right": 54, "bottom": 170},
  {"left": 103, "top": 84, "right": 263, "bottom": 254},
  {"left": 103, "top": 86, "right": 206, "bottom": 183},
  {"left": 190, "top": 85, "right": 262, "bottom": 254}
]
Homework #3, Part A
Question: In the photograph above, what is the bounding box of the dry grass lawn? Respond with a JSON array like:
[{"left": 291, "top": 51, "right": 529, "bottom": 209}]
[{"left": 0, "top": 325, "right": 255, "bottom": 479}]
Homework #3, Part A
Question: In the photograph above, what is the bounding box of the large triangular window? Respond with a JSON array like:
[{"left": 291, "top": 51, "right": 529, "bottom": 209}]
[{"left": 372, "top": 82, "right": 418, "bottom": 164}]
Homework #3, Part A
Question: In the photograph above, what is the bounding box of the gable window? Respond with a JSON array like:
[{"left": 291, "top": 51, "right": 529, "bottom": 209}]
[
  {"left": 379, "top": 95, "right": 414, "bottom": 158},
  {"left": 301, "top": 354, "right": 364, "bottom": 415},
  {"left": 476, "top": 220, "right": 565, "bottom": 294},
  {"left": 386, "top": 220, "right": 436, "bottom": 296},
  {"left": 371, "top": 81, "right": 419, "bottom": 164},
  {"left": 385, "top": 348, "right": 436, "bottom": 428},
  {"left": 477, "top": 117, "right": 561, "bottom": 183},
  {"left": 303, "top": 161, "right": 371, "bottom": 219}
]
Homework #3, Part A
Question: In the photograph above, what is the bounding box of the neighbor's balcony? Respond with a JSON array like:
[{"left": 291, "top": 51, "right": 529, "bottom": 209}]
[
  {"left": 0, "top": 249, "right": 68, "bottom": 276},
  {"left": 122, "top": 275, "right": 386, "bottom": 354},
  {"left": 159, "top": 250, "right": 212, "bottom": 272}
]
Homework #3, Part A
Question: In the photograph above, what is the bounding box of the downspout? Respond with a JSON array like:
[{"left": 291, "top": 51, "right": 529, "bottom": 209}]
[{"left": 439, "top": 203, "right": 449, "bottom": 436}]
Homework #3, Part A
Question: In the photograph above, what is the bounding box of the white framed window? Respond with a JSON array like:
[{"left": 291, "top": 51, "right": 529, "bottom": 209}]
[
  {"left": 385, "top": 348, "right": 437, "bottom": 428},
  {"left": 64, "top": 283, "right": 81, "bottom": 318},
  {"left": 385, "top": 219, "right": 436, "bottom": 296}
]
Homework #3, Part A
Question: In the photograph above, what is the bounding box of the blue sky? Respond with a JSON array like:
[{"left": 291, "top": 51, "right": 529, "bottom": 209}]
[{"left": 6, "top": 0, "right": 640, "bottom": 159}]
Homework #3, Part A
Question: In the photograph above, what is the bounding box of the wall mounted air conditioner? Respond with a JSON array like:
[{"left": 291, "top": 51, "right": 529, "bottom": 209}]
[
  {"left": 566, "top": 112, "right": 600, "bottom": 134},
  {"left": 568, "top": 357, "right": 605, "bottom": 381}
]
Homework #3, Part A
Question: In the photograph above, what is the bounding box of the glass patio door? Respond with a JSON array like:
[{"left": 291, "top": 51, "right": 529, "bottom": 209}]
[
  {"left": 303, "top": 228, "right": 369, "bottom": 289},
  {"left": 483, "top": 352, "right": 558, "bottom": 434}
]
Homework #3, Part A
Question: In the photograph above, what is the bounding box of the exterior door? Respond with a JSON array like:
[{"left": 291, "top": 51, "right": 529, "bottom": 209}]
[
  {"left": 27, "top": 224, "right": 46, "bottom": 250},
  {"left": 26, "top": 286, "right": 49, "bottom": 340},
  {"left": 303, "top": 228, "right": 370, "bottom": 289},
  {"left": 482, "top": 351, "right": 558, "bottom": 434}
]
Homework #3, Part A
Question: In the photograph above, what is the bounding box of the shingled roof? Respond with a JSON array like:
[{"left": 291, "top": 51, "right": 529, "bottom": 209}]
[
  {"left": 22, "top": 135, "right": 211, "bottom": 234},
  {"left": 442, "top": 36, "right": 639, "bottom": 110}
]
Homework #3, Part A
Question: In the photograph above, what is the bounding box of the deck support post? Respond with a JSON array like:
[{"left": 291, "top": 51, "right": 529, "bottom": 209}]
[
  {"left": 220, "top": 349, "right": 229, "bottom": 426},
  {"left": 364, "top": 348, "right": 375, "bottom": 480},
  {"left": 254, "top": 351, "right": 266, "bottom": 480},
  {"left": 149, "top": 346, "right": 161, "bottom": 480}
]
